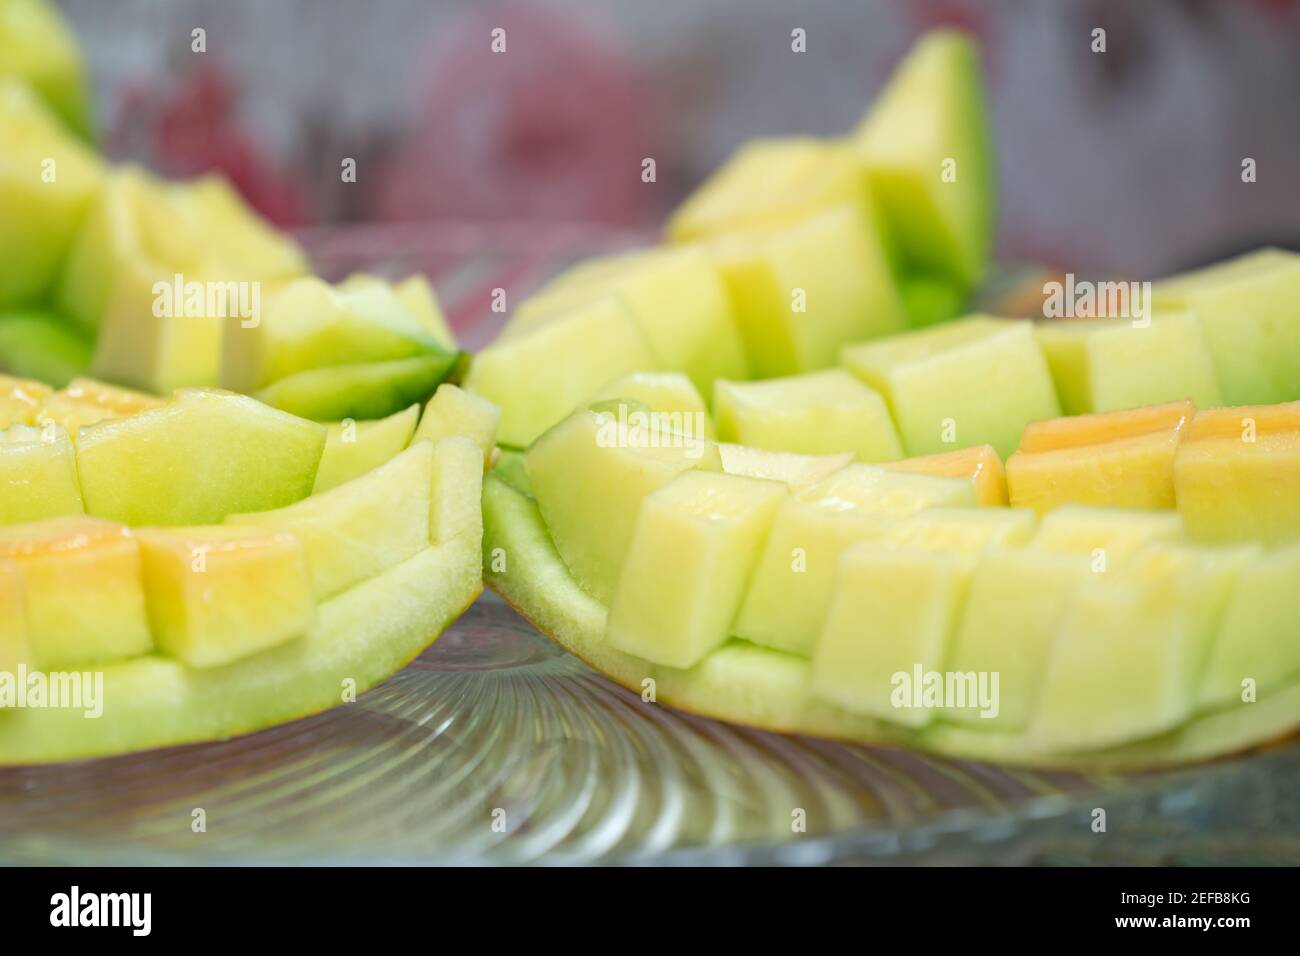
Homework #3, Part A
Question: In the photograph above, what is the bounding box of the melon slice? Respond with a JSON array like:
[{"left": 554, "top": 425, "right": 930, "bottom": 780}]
[
  {"left": 710, "top": 204, "right": 907, "bottom": 377},
  {"left": 811, "top": 508, "right": 1034, "bottom": 725},
  {"left": 0, "top": 81, "right": 103, "bottom": 308},
  {"left": 0, "top": 516, "right": 152, "bottom": 669},
  {"left": 394, "top": 274, "right": 456, "bottom": 350},
  {"left": 713, "top": 370, "right": 902, "bottom": 462},
  {"left": 465, "top": 296, "right": 661, "bottom": 448},
  {"left": 733, "top": 463, "right": 976, "bottom": 656},
  {"left": 1032, "top": 504, "right": 1185, "bottom": 563},
  {"left": 590, "top": 371, "right": 715, "bottom": 440},
  {"left": 0, "top": 0, "right": 94, "bottom": 139},
  {"left": 0, "top": 558, "right": 30, "bottom": 688},
  {"left": 607, "top": 470, "right": 786, "bottom": 668},
  {"left": 413, "top": 383, "right": 500, "bottom": 462},
  {"left": 1173, "top": 402, "right": 1300, "bottom": 544},
  {"left": 1200, "top": 544, "right": 1300, "bottom": 708},
  {"left": 76, "top": 388, "right": 326, "bottom": 526},
  {"left": 1032, "top": 542, "right": 1255, "bottom": 750},
  {"left": 0, "top": 422, "right": 82, "bottom": 524},
  {"left": 227, "top": 440, "right": 434, "bottom": 600},
  {"left": 0, "top": 373, "right": 49, "bottom": 428},
  {"left": 313, "top": 403, "right": 419, "bottom": 494},
  {"left": 135, "top": 525, "right": 315, "bottom": 668},
  {"left": 884, "top": 443, "right": 1007, "bottom": 506},
  {"left": 507, "top": 246, "right": 747, "bottom": 393},
  {"left": 852, "top": 29, "right": 994, "bottom": 289},
  {"left": 1006, "top": 399, "right": 1193, "bottom": 514},
  {"left": 1036, "top": 311, "right": 1222, "bottom": 415},
  {"left": 525, "top": 407, "right": 721, "bottom": 604},
  {"left": 254, "top": 354, "right": 458, "bottom": 423},
  {"left": 0, "top": 309, "right": 91, "bottom": 386},
  {"left": 37, "top": 376, "right": 163, "bottom": 438},
  {"left": 1152, "top": 248, "right": 1300, "bottom": 404},
  {"left": 842, "top": 316, "right": 1060, "bottom": 458},
  {"left": 718, "top": 444, "right": 853, "bottom": 490}
]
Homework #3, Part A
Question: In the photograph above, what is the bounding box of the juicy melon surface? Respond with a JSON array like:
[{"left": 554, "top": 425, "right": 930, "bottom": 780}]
[{"left": 0, "top": 422, "right": 83, "bottom": 524}]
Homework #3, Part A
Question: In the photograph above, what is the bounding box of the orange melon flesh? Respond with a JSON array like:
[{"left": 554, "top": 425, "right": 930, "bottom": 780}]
[
  {"left": 37, "top": 376, "right": 163, "bottom": 438},
  {"left": 1173, "top": 402, "right": 1300, "bottom": 544},
  {"left": 0, "top": 516, "right": 153, "bottom": 669},
  {"left": 884, "top": 443, "right": 1007, "bottom": 506},
  {"left": 0, "top": 373, "right": 50, "bottom": 428},
  {"left": 0, "top": 559, "right": 31, "bottom": 688},
  {"left": 1006, "top": 400, "right": 1193, "bottom": 514}
]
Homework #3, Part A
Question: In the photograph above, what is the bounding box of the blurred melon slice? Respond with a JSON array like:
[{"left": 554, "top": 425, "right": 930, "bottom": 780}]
[
  {"left": 0, "top": 0, "right": 94, "bottom": 139},
  {"left": 0, "top": 558, "right": 30, "bottom": 689},
  {"left": 1032, "top": 504, "right": 1185, "bottom": 563},
  {"left": 884, "top": 443, "right": 1007, "bottom": 506},
  {"left": 900, "top": 273, "right": 966, "bottom": 328},
  {"left": 312, "top": 403, "right": 419, "bottom": 494},
  {"left": 0, "top": 309, "right": 91, "bottom": 387},
  {"left": 0, "top": 422, "right": 82, "bottom": 524}
]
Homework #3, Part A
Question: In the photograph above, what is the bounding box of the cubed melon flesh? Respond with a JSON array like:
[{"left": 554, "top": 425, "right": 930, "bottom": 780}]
[
  {"left": 0, "top": 81, "right": 103, "bottom": 308},
  {"left": 0, "top": 558, "right": 31, "bottom": 683},
  {"left": 1032, "top": 505, "right": 1185, "bottom": 565},
  {"left": 590, "top": 372, "right": 715, "bottom": 440},
  {"left": 227, "top": 440, "right": 434, "bottom": 600},
  {"left": 507, "top": 246, "right": 747, "bottom": 394},
  {"left": 37, "top": 376, "right": 163, "bottom": 438},
  {"left": 0, "top": 516, "right": 153, "bottom": 668},
  {"left": 0, "top": 422, "right": 83, "bottom": 524},
  {"left": 852, "top": 29, "right": 994, "bottom": 289},
  {"left": 1032, "top": 542, "right": 1255, "bottom": 750},
  {"left": 76, "top": 388, "right": 326, "bottom": 526},
  {"left": 711, "top": 204, "right": 907, "bottom": 377},
  {"left": 718, "top": 444, "right": 854, "bottom": 491},
  {"left": 1200, "top": 544, "right": 1300, "bottom": 708},
  {"left": 842, "top": 316, "right": 1060, "bottom": 458},
  {"left": 0, "top": 309, "right": 92, "bottom": 387},
  {"left": 884, "top": 443, "right": 1007, "bottom": 506},
  {"left": 733, "top": 463, "right": 977, "bottom": 656},
  {"left": 1152, "top": 248, "right": 1300, "bottom": 404},
  {"left": 1035, "top": 311, "right": 1222, "bottom": 415},
  {"left": 0, "top": 373, "right": 49, "bottom": 428},
  {"left": 465, "top": 296, "right": 661, "bottom": 448},
  {"left": 135, "top": 525, "right": 316, "bottom": 668},
  {"left": 254, "top": 354, "right": 458, "bottom": 423},
  {"left": 312, "top": 403, "right": 419, "bottom": 494},
  {"left": 413, "top": 383, "right": 500, "bottom": 462},
  {"left": 713, "top": 370, "right": 903, "bottom": 463},
  {"left": 944, "top": 546, "right": 1092, "bottom": 729},
  {"left": 1173, "top": 402, "right": 1300, "bottom": 545},
  {"left": 1006, "top": 400, "right": 1193, "bottom": 514},
  {"left": 0, "top": 0, "right": 94, "bottom": 138},
  {"left": 525, "top": 408, "right": 721, "bottom": 604},
  {"left": 607, "top": 471, "right": 787, "bottom": 668},
  {"left": 811, "top": 508, "right": 1035, "bottom": 725}
]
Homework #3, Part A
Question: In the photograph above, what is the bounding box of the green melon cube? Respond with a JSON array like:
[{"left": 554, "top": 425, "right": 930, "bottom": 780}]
[
  {"left": 0, "top": 422, "right": 82, "bottom": 524},
  {"left": 733, "top": 463, "right": 976, "bottom": 656},
  {"left": 1032, "top": 542, "right": 1254, "bottom": 750},
  {"left": 525, "top": 408, "right": 721, "bottom": 604},
  {"left": 717, "top": 444, "right": 853, "bottom": 490},
  {"left": 1200, "top": 544, "right": 1300, "bottom": 708},
  {"left": 713, "top": 369, "right": 902, "bottom": 463},
  {"left": 607, "top": 471, "right": 786, "bottom": 668},
  {"left": 413, "top": 383, "right": 500, "bottom": 462},
  {"left": 590, "top": 372, "right": 715, "bottom": 440},
  {"left": 1152, "top": 248, "right": 1300, "bottom": 404},
  {"left": 711, "top": 204, "right": 907, "bottom": 377},
  {"left": 466, "top": 296, "right": 660, "bottom": 448},
  {"left": 135, "top": 525, "right": 316, "bottom": 668},
  {"left": 842, "top": 316, "right": 1060, "bottom": 458},
  {"left": 76, "top": 388, "right": 326, "bottom": 526},
  {"left": 811, "top": 508, "right": 1034, "bottom": 725},
  {"left": 313, "top": 403, "right": 419, "bottom": 493},
  {"left": 1035, "top": 310, "right": 1223, "bottom": 415}
]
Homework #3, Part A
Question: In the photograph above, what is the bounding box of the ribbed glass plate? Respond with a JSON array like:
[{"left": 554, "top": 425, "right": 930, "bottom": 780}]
[{"left": 2, "top": 593, "right": 1297, "bottom": 865}]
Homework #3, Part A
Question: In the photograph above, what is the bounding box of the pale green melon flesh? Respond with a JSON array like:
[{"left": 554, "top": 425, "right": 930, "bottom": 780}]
[
  {"left": 718, "top": 444, "right": 853, "bottom": 490},
  {"left": 590, "top": 372, "right": 715, "bottom": 440},
  {"left": 413, "top": 383, "right": 500, "bottom": 461},
  {"left": 0, "top": 422, "right": 83, "bottom": 524},
  {"left": 0, "top": 0, "right": 95, "bottom": 139},
  {"left": 0, "top": 310, "right": 92, "bottom": 387},
  {"left": 900, "top": 273, "right": 966, "bottom": 328},
  {"left": 313, "top": 403, "right": 419, "bottom": 494},
  {"left": 0, "top": 559, "right": 30, "bottom": 682}
]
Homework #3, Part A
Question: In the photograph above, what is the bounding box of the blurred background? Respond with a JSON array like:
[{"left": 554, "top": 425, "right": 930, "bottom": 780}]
[{"left": 57, "top": 0, "right": 1300, "bottom": 277}]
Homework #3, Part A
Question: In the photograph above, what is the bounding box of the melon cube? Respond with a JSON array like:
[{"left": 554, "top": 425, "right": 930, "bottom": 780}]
[
  {"left": 718, "top": 444, "right": 853, "bottom": 490},
  {"left": 227, "top": 441, "right": 433, "bottom": 600},
  {"left": 607, "top": 471, "right": 786, "bottom": 668},
  {"left": 1032, "top": 504, "right": 1185, "bottom": 564},
  {"left": 37, "top": 376, "right": 163, "bottom": 438},
  {"left": 713, "top": 370, "right": 902, "bottom": 463},
  {"left": 0, "top": 373, "right": 50, "bottom": 428},
  {"left": 811, "top": 508, "right": 1035, "bottom": 725},
  {"left": 842, "top": 316, "right": 1060, "bottom": 458},
  {"left": 1006, "top": 400, "right": 1193, "bottom": 514},
  {"left": 733, "top": 463, "right": 976, "bottom": 656},
  {"left": 1035, "top": 311, "right": 1222, "bottom": 415},
  {"left": 76, "top": 388, "right": 326, "bottom": 526},
  {"left": 884, "top": 443, "right": 1007, "bottom": 506},
  {"left": 525, "top": 408, "right": 721, "bottom": 604},
  {"left": 1152, "top": 248, "right": 1300, "bottom": 404},
  {"left": 0, "top": 559, "right": 31, "bottom": 685},
  {"left": 1032, "top": 542, "right": 1254, "bottom": 750},
  {"left": 253, "top": 354, "right": 458, "bottom": 422},
  {"left": 711, "top": 204, "right": 907, "bottom": 377},
  {"left": 413, "top": 383, "right": 500, "bottom": 462},
  {"left": 313, "top": 403, "right": 419, "bottom": 493},
  {"left": 590, "top": 372, "right": 715, "bottom": 440},
  {"left": 135, "top": 525, "right": 316, "bottom": 668},
  {"left": 1200, "top": 544, "right": 1300, "bottom": 708},
  {"left": 0, "top": 422, "right": 83, "bottom": 524},
  {"left": 1173, "top": 402, "right": 1300, "bottom": 544},
  {"left": 0, "top": 516, "right": 153, "bottom": 668},
  {"left": 465, "top": 296, "right": 660, "bottom": 448}
]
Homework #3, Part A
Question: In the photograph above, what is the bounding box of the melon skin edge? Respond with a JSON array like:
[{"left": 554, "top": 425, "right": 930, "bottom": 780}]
[{"left": 481, "top": 473, "right": 1300, "bottom": 771}]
